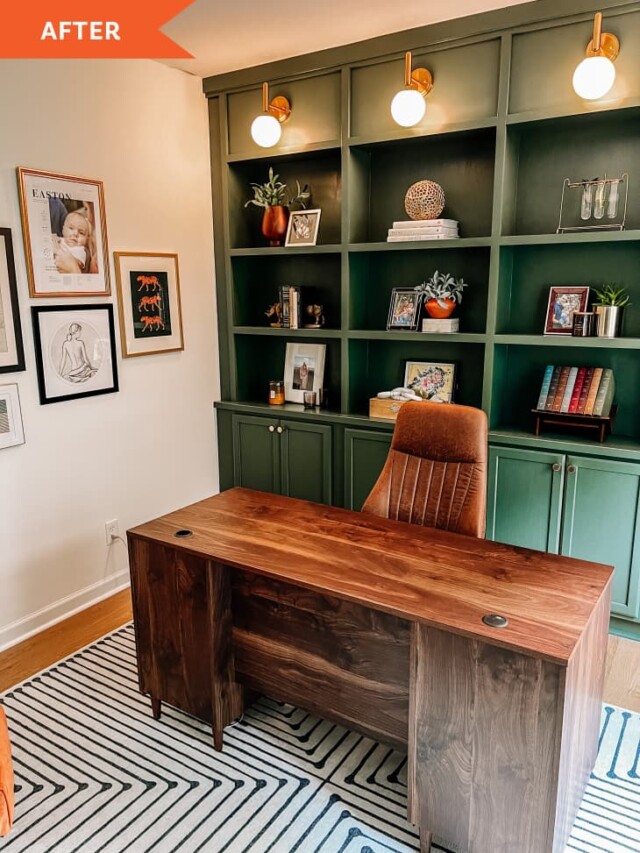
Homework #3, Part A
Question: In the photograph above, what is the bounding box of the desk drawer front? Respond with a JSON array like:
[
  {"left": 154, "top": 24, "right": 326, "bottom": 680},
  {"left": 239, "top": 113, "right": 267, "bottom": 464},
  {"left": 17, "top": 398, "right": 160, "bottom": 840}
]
[{"left": 231, "top": 572, "right": 410, "bottom": 748}]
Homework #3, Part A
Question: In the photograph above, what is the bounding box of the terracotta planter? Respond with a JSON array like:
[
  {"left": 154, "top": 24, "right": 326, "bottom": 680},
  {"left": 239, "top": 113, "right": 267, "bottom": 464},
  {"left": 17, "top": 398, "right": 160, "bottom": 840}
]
[
  {"left": 261, "top": 205, "right": 289, "bottom": 247},
  {"left": 424, "top": 297, "right": 456, "bottom": 319}
]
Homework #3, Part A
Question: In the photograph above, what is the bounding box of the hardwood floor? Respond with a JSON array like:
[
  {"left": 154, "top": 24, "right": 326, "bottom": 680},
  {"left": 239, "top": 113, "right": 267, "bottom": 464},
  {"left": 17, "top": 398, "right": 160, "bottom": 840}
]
[
  {"left": 0, "top": 588, "right": 638, "bottom": 713},
  {"left": 0, "top": 588, "right": 132, "bottom": 693}
]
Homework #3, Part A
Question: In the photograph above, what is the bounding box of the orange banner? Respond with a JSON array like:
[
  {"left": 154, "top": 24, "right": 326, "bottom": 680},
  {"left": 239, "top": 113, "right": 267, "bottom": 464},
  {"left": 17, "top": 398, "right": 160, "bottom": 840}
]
[{"left": 0, "top": 2, "right": 195, "bottom": 59}]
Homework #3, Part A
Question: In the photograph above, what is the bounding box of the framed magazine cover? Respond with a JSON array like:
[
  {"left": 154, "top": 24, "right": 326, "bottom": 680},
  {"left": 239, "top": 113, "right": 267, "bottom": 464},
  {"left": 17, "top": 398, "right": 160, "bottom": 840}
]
[{"left": 17, "top": 167, "right": 110, "bottom": 297}]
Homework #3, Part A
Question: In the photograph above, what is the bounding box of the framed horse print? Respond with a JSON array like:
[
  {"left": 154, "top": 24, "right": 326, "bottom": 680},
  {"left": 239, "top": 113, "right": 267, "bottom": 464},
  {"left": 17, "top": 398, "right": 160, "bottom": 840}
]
[{"left": 114, "top": 252, "right": 184, "bottom": 357}]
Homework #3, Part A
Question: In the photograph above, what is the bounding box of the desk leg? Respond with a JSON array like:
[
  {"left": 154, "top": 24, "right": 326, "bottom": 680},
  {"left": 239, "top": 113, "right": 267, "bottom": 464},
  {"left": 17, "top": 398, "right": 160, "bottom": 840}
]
[
  {"left": 419, "top": 829, "right": 432, "bottom": 853},
  {"left": 150, "top": 698, "right": 161, "bottom": 720},
  {"left": 207, "top": 561, "right": 244, "bottom": 751}
]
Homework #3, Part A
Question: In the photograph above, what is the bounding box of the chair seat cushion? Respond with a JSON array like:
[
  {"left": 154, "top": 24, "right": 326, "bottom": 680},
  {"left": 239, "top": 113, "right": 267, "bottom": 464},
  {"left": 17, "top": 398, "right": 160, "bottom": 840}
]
[{"left": 0, "top": 706, "right": 14, "bottom": 835}]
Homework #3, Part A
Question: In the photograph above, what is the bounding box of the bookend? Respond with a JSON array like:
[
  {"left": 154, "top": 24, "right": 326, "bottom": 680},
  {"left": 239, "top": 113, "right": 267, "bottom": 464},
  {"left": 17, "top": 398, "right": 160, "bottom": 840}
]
[{"left": 531, "top": 406, "right": 617, "bottom": 443}]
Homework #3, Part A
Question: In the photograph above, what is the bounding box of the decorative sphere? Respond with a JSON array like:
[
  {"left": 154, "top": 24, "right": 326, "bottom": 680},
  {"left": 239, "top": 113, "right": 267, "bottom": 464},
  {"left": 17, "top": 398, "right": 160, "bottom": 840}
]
[
  {"left": 572, "top": 56, "right": 616, "bottom": 100},
  {"left": 250, "top": 114, "right": 282, "bottom": 148},
  {"left": 390, "top": 89, "right": 426, "bottom": 127},
  {"left": 404, "top": 180, "right": 445, "bottom": 221}
]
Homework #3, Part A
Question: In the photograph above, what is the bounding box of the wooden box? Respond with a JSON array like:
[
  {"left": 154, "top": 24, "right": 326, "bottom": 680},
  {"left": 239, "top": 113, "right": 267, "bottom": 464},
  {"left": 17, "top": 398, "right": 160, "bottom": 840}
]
[{"left": 369, "top": 397, "right": 408, "bottom": 420}]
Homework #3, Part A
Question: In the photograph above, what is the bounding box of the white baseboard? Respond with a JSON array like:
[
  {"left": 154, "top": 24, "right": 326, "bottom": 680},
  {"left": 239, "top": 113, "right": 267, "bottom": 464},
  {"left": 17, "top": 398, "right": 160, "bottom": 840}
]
[{"left": 0, "top": 570, "right": 131, "bottom": 653}]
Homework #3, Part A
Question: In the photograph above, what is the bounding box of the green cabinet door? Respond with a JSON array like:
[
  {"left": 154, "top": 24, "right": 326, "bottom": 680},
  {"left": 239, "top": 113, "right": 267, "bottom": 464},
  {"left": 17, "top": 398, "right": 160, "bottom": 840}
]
[
  {"left": 487, "top": 447, "right": 565, "bottom": 553},
  {"left": 561, "top": 456, "right": 640, "bottom": 619},
  {"left": 231, "top": 414, "right": 280, "bottom": 494},
  {"left": 280, "top": 419, "right": 332, "bottom": 504},
  {"left": 344, "top": 429, "right": 393, "bottom": 511}
]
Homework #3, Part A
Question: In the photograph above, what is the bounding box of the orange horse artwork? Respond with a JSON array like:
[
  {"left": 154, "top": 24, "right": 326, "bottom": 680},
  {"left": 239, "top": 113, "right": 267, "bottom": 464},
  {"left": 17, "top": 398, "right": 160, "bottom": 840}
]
[
  {"left": 136, "top": 275, "right": 162, "bottom": 292},
  {"left": 140, "top": 315, "right": 165, "bottom": 332},
  {"left": 138, "top": 294, "right": 162, "bottom": 312}
]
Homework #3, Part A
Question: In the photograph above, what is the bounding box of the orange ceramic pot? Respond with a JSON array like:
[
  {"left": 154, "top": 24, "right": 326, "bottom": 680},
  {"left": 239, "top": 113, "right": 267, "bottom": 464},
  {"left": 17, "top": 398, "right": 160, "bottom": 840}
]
[
  {"left": 262, "top": 205, "right": 289, "bottom": 246},
  {"left": 425, "top": 298, "right": 456, "bottom": 319}
]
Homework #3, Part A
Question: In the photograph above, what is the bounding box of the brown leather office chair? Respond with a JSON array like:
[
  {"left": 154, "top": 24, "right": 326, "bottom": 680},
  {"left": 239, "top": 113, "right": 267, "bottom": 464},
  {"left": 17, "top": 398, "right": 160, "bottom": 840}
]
[{"left": 362, "top": 401, "right": 488, "bottom": 538}]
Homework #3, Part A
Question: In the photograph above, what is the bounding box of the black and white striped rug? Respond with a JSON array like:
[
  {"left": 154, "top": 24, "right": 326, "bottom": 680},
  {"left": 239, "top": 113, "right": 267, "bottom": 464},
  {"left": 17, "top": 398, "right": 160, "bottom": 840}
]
[{"left": 0, "top": 625, "right": 638, "bottom": 852}]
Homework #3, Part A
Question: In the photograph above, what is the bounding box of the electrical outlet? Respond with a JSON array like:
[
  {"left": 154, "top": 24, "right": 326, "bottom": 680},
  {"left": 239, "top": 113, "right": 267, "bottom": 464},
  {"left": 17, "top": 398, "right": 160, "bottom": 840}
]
[{"left": 105, "top": 519, "right": 119, "bottom": 545}]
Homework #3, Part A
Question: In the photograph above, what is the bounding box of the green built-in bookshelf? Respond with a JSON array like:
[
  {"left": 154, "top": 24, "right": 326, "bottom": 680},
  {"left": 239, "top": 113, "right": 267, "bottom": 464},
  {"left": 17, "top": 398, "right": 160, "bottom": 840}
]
[{"left": 205, "top": 0, "right": 640, "bottom": 636}]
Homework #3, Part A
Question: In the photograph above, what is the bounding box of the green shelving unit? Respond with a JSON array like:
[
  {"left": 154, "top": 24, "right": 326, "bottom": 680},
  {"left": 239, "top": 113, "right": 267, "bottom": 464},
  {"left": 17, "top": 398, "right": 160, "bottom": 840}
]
[{"left": 205, "top": 0, "right": 640, "bottom": 634}]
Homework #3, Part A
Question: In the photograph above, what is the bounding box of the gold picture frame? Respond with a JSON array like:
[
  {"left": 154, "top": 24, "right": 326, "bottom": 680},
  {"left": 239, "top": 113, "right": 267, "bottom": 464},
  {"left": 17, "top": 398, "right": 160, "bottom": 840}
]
[
  {"left": 114, "top": 252, "right": 184, "bottom": 357},
  {"left": 17, "top": 167, "right": 110, "bottom": 297}
]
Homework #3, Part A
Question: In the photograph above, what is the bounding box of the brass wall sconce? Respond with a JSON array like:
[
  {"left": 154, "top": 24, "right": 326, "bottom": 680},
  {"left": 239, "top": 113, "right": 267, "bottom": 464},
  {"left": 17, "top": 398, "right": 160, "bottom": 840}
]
[
  {"left": 573, "top": 12, "right": 620, "bottom": 100},
  {"left": 390, "top": 51, "right": 433, "bottom": 127},
  {"left": 250, "top": 82, "right": 291, "bottom": 148}
]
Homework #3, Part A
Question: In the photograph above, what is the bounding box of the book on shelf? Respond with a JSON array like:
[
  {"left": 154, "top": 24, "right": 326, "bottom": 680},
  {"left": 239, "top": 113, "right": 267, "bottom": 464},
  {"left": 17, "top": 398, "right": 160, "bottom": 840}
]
[
  {"left": 278, "top": 285, "right": 302, "bottom": 329},
  {"left": 421, "top": 317, "right": 460, "bottom": 333},
  {"left": 536, "top": 365, "right": 615, "bottom": 417},
  {"left": 387, "top": 233, "right": 459, "bottom": 242},
  {"left": 392, "top": 219, "right": 459, "bottom": 229},
  {"left": 583, "top": 367, "right": 603, "bottom": 415},
  {"left": 388, "top": 226, "right": 459, "bottom": 238}
]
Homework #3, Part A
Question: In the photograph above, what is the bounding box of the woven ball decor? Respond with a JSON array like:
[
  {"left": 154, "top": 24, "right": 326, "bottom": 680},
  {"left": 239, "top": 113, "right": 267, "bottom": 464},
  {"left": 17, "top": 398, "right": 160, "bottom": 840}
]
[{"left": 404, "top": 179, "right": 445, "bottom": 220}]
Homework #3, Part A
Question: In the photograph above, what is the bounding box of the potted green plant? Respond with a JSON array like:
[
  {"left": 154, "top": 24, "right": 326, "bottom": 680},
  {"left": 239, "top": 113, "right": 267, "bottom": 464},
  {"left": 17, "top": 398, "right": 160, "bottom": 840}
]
[
  {"left": 593, "top": 284, "right": 630, "bottom": 338},
  {"left": 415, "top": 271, "right": 467, "bottom": 319},
  {"left": 245, "top": 168, "right": 310, "bottom": 246}
]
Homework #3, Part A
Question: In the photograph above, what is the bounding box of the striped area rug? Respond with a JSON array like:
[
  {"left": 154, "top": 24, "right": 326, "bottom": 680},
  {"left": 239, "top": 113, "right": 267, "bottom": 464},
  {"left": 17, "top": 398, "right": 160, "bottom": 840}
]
[{"left": 0, "top": 625, "right": 638, "bottom": 853}]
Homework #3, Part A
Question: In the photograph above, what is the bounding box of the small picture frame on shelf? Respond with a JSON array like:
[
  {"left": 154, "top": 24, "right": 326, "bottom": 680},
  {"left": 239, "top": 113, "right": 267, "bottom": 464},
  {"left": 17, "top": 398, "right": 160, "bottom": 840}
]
[
  {"left": 544, "top": 286, "right": 590, "bottom": 335},
  {"left": 31, "top": 304, "right": 118, "bottom": 405},
  {"left": 17, "top": 167, "right": 110, "bottom": 297},
  {"left": 284, "top": 342, "right": 326, "bottom": 404},
  {"left": 387, "top": 289, "right": 422, "bottom": 331},
  {"left": 285, "top": 209, "right": 321, "bottom": 247},
  {"left": 404, "top": 360, "right": 456, "bottom": 403},
  {"left": 0, "top": 383, "right": 25, "bottom": 450}
]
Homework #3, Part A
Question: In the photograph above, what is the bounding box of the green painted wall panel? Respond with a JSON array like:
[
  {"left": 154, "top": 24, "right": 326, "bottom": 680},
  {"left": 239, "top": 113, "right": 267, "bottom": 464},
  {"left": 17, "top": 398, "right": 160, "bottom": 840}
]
[
  {"left": 487, "top": 447, "right": 564, "bottom": 552},
  {"left": 350, "top": 39, "right": 500, "bottom": 138},
  {"left": 509, "top": 11, "right": 640, "bottom": 116},
  {"left": 561, "top": 455, "right": 640, "bottom": 617},
  {"left": 344, "top": 428, "right": 393, "bottom": 510},
  {"left": 227, "top": 72, "right": 341, "bottom": 157}
]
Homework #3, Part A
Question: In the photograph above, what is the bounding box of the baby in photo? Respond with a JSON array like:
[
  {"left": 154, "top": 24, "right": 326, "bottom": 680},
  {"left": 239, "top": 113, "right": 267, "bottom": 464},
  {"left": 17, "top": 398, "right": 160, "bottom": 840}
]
[{"left": 52, "top": 210, "right": 92, "bottom": 272}]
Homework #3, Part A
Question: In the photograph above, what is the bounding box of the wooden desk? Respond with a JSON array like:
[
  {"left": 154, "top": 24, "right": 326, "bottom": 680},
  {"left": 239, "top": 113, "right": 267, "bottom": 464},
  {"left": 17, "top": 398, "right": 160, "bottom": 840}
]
[{"left": 127, "top": 487, "right": 612, "bottom": 853}]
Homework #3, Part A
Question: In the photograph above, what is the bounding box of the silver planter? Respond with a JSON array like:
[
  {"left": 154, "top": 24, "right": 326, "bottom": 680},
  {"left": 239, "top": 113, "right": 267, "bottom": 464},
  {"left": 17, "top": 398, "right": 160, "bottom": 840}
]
[{"left": 594, "top": 305, "right": 623, "bottom": 338}]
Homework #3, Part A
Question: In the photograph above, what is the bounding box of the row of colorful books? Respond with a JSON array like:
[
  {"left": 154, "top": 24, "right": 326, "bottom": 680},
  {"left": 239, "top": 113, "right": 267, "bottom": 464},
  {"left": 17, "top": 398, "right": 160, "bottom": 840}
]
[
  {"left": 386, "top": 219, "right": 460, "bottom": 242},
  {"left": 536, "top": 366, "right": 615, "bottom": 417}
]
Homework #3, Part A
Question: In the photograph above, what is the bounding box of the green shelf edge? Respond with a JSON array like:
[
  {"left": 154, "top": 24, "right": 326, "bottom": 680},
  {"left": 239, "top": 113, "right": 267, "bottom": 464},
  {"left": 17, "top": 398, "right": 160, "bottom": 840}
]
[
  {"left": 493, "top": 335, "right": 640, "bottom": 349},
  {"left": 233, "top": 326, "right": 343, "bottom": 338},
  {"left": 349, "top": 330, "right": 486, "bottom": 343},
  {"left": 349, "top": 238, "right": 492, "bottom": 252},
  {"left": 226, "top": 140, "right": 342, "bottom": 164},
  {"left": 489, "top": 428, "right": 640, "bottom": 462},
  {"left": 500, "top": 231, "right": 640, "bottom": 246},
  {"left": 230, "top": 245, "right": 342, "bottom": 256},
  {"left": 347, "top": 117, "right": 498, "bottom": 147}
]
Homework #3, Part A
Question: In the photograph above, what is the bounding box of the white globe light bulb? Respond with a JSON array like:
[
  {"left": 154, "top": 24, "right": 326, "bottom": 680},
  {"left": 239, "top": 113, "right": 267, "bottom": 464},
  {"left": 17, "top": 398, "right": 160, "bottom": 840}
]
[
  {"left": 250, "top": 114, "right": 282, "bottom": 148},
  {"left": 390, "top": 89, "right": 426, "bottom": 127},
  {"left": 572, "top": 56, "right": 616, "bottom": 100}
]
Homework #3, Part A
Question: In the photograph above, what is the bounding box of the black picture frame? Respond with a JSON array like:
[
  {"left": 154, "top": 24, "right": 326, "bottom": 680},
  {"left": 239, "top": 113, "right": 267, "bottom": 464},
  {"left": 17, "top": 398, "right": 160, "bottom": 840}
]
[
  {"left": 387, "top": 288, "right": 422, "bottom": 331},
  {"left": 31, "top": 304, "right": 119, "bottom": 404},
  {"left": 0, "top": 228, "right": 25, "bottom": 374}
]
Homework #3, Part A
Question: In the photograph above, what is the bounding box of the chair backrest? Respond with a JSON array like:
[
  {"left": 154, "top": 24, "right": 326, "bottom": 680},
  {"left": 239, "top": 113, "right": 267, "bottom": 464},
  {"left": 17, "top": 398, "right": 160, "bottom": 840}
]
[
  {"left": 361, "top": 401, "right": 488, "bottom": 538},
  {"left": 0, "top": 706, "right": 14, "bottom": 836}
]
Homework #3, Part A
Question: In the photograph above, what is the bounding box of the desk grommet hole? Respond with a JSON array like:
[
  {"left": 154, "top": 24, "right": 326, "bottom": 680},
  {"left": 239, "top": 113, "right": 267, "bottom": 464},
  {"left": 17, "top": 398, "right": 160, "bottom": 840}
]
[
  {"left": 174, "top": 529, "right": 193, "bottom": 538},
  {"left": 482, "top": 613, "right": 508, "bottom": 628}
]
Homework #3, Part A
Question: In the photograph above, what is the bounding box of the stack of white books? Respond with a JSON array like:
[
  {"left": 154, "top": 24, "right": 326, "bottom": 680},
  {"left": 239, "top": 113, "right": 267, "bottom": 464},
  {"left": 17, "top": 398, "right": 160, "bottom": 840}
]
[{"left": 387, "top": 219, "right": 459, "bottom": 242}]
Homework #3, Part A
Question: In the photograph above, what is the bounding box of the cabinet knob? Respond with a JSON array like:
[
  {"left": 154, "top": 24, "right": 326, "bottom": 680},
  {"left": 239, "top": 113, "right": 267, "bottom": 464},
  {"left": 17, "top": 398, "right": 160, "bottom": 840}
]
[
  {"left": 268, "top": 425, "right": 275, "bottom": 433},
  {"left": 552, "top": 463, "right": 561, "bottom": 472},
  {"left": 276, "top": 425, "right": 284, "bottom": 434},
  {"left": 567, "top": 464, "right": 576, "bottom": 474}
]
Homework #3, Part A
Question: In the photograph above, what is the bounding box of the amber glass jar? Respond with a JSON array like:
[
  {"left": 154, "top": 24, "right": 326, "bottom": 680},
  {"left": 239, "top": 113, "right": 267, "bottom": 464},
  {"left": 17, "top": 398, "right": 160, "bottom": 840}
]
[{"left": 269, "top": 380, "right": 285, "bottom": 405}]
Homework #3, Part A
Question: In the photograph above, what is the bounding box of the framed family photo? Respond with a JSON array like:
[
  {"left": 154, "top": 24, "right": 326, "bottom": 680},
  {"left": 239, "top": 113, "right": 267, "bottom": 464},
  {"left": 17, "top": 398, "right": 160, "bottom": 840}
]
[
  {"left": 114, "top": 252, "right": 184, "bottom": 357},
  {"left": 404, "top": 360, "right": 456, "bottom": 402},
  {"left": 31, "top": 304, "right": 118, "bottom": 404},
  {"left": 544, "top": 286, "right": 590, "bottom": 335},
  {"left": 0, "top": 384, "right": 25, "bottom": 450},
  {"left": 387, "top": 289, "right": 422, "bottom": 331},
  {"left": 0, "top": 228, "right": 25, "bottom": 374},
  {"left": 284, "top": 342, "right": 326, "bottom": 403},
  {"left": 285, "top": 209, "right": 321, "bottom": 247},
  {"left": 17, "top": 167, "right": 110, "bottom": 297}
]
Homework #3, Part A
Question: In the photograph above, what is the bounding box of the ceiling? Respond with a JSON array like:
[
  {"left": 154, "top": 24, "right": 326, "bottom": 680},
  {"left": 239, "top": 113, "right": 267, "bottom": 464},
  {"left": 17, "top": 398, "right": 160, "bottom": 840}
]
[{"left": 160, "top": 0, "right": 534, "bottom": 79}]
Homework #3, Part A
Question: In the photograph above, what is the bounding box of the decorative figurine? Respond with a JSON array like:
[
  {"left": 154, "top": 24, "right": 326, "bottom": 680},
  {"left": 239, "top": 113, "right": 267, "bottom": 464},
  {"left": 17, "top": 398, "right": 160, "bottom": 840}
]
[
  {"left": 303, "top": 304, "right": 325, "bottom": 328},
  {"left": 265, "top": 302, "right": 283, "bottom": 327}
]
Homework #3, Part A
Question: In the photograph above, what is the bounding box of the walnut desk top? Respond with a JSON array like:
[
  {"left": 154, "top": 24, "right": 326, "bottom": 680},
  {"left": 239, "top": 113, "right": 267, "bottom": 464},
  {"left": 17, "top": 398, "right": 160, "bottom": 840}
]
[{"left": 128, "top": 486, "right": 612, "bottom": 666}]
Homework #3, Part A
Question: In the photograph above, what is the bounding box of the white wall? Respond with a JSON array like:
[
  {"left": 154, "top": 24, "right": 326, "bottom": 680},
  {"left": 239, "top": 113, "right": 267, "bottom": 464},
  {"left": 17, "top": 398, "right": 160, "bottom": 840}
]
[{"left": 0, "top": 60, "right": 219, "bottom": 649}]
